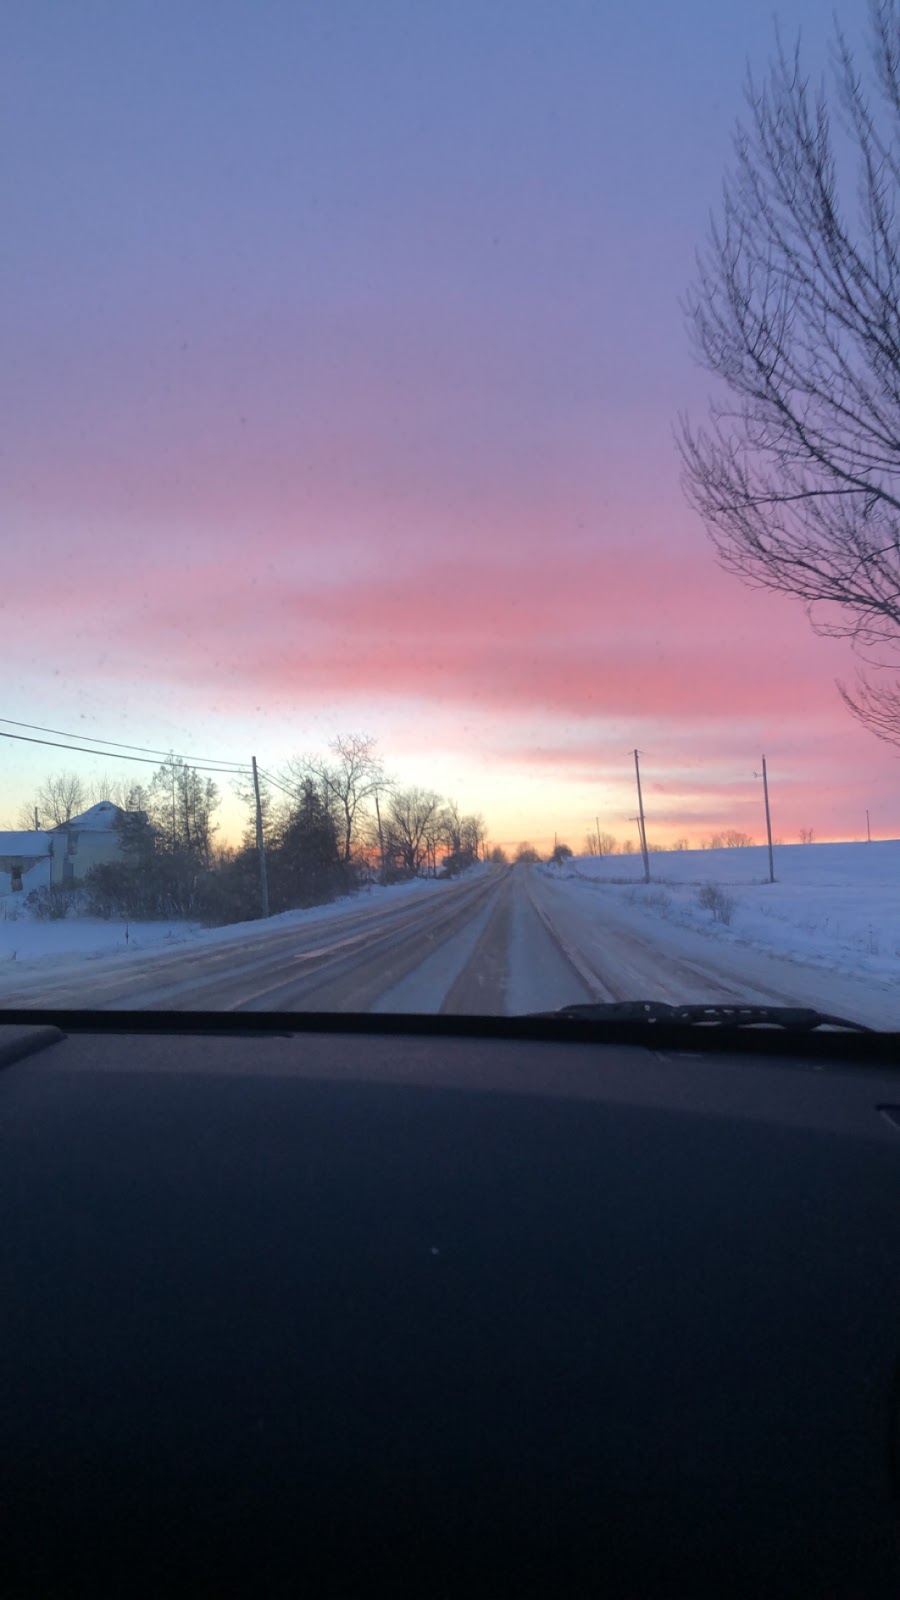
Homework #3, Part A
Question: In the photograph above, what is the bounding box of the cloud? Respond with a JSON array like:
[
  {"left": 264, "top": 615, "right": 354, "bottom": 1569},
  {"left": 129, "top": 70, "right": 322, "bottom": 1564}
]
[{"left": 6, "top": 531, "right": 856, "bottom": 734}]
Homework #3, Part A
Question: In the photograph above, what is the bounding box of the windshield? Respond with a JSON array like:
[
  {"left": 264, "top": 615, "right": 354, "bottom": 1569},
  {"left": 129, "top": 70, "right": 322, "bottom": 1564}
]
[{"left": 2, "top": 1, "right": 898, "bottom": 1029}]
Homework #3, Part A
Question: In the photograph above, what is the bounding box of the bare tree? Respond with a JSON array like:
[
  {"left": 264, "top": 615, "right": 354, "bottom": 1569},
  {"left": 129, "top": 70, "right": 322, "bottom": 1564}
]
[
  {"left": 799, "top": 826, "right": 815, "bottom": 843},
  {"left": 440, "top": 800, "right": 463, "bottom": 862},
  {"left": 385, "top": 787, "right": 443, "bottom": 877},
  {"left": 422, "top": 808, "right": 446, "bottom": 878},
  {"left": 703, "top": 829, "right": 754, "bottom": 849},
  {"left": 679, "top": 2, "right": 900, "bottom": 743},
  {"left": 598, "top": 831, "right": 619, "bottom": 856},
  {"left": 289, "top": 734, "right": 385, "bottom": 864},
  {"left": 463, "top": 813, "right": 485, "bottom": 860},
  {"left": 149, "top": 757, "right": 219, "bottom": 866},
  {"left": 15, "top": 799, "right": 41, "bottom": 831},
  {"left": 30, "top": 770, "right": 86, "bottom": 827},
  {"left": 86, "top": 775, "right": 152, "bottom": 812}
]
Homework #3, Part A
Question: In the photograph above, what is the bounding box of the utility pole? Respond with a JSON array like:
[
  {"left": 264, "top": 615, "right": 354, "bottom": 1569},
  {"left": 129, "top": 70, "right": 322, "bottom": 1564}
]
[
  {"left": 33, "top": 806, "right": 39, "bottom": 832},
  {"left": 633, "top": 750, "right": 650, "bottom": 883},
  {"left": 170, "top": 756, "right": 177, "bottom": 854},
  {"left": 374, "top": 789, "right": 386, "bottom": 884},
  {"left": 759, "top": 755, "right": 775, "bottom": 884},
  {"left": 867, "top": 809, "right": 872, "bottom": 843},
  {"left": 251, "top": 756, "right": 270, "bottom": 918}
]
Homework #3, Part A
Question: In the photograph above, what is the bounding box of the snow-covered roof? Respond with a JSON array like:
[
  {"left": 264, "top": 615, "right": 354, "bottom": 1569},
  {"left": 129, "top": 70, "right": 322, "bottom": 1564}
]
[
  {"left": 0, "top": 831, "right": 53, "bottom": 857},
  {"left": 56, "top": 801, "right": 123, "bottom": 833}
]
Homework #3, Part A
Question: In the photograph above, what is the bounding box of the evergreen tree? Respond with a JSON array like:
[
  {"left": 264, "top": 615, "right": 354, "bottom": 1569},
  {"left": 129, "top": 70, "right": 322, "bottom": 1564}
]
[{"left": 270, "top": 778, "right": 347, "bottom": 911}]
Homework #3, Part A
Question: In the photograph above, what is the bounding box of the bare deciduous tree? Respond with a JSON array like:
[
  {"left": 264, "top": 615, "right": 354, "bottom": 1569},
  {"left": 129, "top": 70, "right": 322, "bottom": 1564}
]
[
  {"left": 26, "top": 770, "right": 86, "bottom": 828},
  {"left": 289, "top": 734, "right": 385, "bottom": 864},
  {"left": 679, "top": 2, "right": 900, "bottom": 743},
  {"left": 799, "top": 826, "right": 815, "bottom": 844},
  {"left": 702, "top": 829, "right": 754, "bottom": 849},
  {"left": 459, "top": 812, "right": 485, "bottom": 862},
  {"left": 87, "top": 776, "right": 152, "bottom": 813},
  {"left": 385, "top": 787, "right": 443, "bottom": 877}
]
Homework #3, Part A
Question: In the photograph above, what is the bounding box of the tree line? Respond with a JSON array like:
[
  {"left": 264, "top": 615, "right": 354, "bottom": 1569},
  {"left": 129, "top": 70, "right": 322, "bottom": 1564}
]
[
  {"left": 579, "top": 829, "right": 755, "bottom": 856},
  {"left": 16, "top": 737, "right": 489, "bottom": 925}
]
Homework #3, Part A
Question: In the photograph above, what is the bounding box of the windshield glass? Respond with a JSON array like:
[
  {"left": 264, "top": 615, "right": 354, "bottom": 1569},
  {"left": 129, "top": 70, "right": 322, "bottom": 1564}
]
[{"left": 2, "top": 1, "right": 898, "bottom": 1028}]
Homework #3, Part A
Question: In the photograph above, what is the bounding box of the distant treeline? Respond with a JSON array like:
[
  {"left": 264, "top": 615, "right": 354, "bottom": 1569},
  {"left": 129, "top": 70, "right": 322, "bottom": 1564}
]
[{"left": 22, "top": 738, "right": 489, "bottom": 926}]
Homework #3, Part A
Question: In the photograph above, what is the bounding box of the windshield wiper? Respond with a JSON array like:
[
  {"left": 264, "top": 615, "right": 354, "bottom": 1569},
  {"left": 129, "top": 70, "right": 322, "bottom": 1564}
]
[{"left": 532, "top": 1001, "right": 871, "bottom": 1033}]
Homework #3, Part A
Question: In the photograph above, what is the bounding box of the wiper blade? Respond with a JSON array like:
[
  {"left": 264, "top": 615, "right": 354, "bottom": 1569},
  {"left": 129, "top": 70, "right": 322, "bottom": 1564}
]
[{"left": 532, "top": 1001, "right": 871, "bottom": 1033}]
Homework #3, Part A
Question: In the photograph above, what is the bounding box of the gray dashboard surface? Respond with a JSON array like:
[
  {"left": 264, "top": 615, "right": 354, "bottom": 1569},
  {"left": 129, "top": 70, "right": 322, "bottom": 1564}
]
[{"left": 2, "top": 1027, "right": 899, "bottom": 1597}]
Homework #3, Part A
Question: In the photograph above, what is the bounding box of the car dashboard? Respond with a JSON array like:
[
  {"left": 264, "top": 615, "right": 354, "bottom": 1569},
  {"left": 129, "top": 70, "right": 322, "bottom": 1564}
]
[{"left": 2, "top": 1015, "right": 899, "bottom": 1597}]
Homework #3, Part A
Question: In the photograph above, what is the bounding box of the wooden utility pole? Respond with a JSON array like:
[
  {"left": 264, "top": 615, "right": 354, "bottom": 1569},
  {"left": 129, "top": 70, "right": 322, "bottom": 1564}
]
[
  {"left": 633, "top": 750, "right": 650, "bottom": 883},
  {"left": 33, "top": 806, "right": 39, "bottom": 832},
  {"left": 761, "top": 755, "right": 774, "bottom": 884},
  {"left": 251, "top": 756, "right": 270, "bottom": 918},
  {"left": 374, "top": 789, "right": 386, "bottom": 884}
]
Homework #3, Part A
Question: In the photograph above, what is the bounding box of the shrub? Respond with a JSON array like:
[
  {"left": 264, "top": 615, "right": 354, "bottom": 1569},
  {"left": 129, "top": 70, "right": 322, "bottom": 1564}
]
[
  {"left": 697, "top": 883, "right": 735, "bottom": 926},
  {"left": 26, "top": 885, "right": 83, "bottom": 921},
  {"left": 646, "top": 888, "right": 672, "bottom": 913}
]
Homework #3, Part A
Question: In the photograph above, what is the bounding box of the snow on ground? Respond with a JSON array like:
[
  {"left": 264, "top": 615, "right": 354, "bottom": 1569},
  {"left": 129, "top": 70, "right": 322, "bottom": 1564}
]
[
  {"left": 546, "top": 841, "right": 900, "bottom": 989},
  {"left": 0, "top": 875, "right": 447, "bottom": 972}
]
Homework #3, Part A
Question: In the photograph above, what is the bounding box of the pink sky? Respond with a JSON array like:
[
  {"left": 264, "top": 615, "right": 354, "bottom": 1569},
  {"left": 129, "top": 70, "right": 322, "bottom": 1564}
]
[{"left": 3, "top": 0, "right": 894, "bottom": 853}]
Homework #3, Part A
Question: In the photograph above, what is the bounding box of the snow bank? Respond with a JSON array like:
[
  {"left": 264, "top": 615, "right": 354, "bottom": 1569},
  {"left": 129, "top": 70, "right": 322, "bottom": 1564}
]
[
  {"left": 0, "top": 874, "right": 447, "bottom": 970},
  {"left": 545, "top": 841, "right": 900, "bottom": 988}
]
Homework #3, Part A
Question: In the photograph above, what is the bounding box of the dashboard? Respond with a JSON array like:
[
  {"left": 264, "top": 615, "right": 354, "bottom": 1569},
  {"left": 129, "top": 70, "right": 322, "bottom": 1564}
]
[{"left": 2, "top": 1018, "right": 899, "bottom": 1597}]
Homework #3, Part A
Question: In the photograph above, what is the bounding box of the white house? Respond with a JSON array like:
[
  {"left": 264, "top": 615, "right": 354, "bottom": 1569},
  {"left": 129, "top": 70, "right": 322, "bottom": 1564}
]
[
  {"left": 0, "top": 802, "right": 136, "bottom": 895},
  {"left": 49, "top": 802, "right": 129, "bottom": 886},
  {"left": 0, "top": 832, "right": 53, "bottom": 895}
]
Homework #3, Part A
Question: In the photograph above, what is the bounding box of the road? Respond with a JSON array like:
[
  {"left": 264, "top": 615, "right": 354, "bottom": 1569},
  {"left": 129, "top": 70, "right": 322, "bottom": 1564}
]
[{"left": 0, "top": 865, "right": 895, "bottom": 1026}]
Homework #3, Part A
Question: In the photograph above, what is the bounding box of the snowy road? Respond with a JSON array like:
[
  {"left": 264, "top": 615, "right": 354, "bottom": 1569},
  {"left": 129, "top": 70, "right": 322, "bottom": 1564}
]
[{"left": 0, "top": 864, "right": 895, "bottom": 1025}]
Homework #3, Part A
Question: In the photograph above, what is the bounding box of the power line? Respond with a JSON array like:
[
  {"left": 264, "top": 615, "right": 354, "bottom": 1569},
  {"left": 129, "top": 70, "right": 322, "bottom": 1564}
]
[
  {"left": 256, "top": 768, "right": 300, "bottom": 800},
  {"left": 0, "top": 726, "right": 248, "bottom": 776},
  {"left": 0, "top": 716, "right": 250, "bottom": 773}
]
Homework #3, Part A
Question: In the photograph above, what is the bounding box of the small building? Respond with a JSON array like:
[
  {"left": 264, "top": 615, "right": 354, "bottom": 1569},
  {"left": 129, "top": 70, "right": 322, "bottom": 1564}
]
[
  {"left": 49, "top": 802, "right": 128, "bottom": 886},
  {"left": 0, "top": 833, "right": 53, "bottom": 894}
]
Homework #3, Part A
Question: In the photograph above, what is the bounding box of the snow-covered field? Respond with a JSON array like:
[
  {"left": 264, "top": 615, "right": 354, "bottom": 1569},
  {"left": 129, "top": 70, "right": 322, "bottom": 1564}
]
[
  {"left": 547, "top": 841, "right": 900, "bottom": 988},
  {"left": 0, "top": 875, "right": 445, "bottom": 971}
]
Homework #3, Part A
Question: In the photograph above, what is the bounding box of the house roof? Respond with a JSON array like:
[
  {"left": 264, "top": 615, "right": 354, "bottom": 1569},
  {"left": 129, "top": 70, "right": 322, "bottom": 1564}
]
[
  {"left": 56, "top": 801, "right": 123, "bottom": 833},
  {"left": 0, "top": 832, "right": 53, "bottom": 857}
]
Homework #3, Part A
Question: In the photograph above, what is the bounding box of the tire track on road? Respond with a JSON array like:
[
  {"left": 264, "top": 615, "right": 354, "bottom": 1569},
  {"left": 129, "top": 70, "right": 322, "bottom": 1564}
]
[
  {"left": 233, "top": 870, "right": 502, "bottom": 1011},
  {"left": 527, "top": 867, "right": 869, "bottom": 1013},
  {"left": 440, "top": 871, "right": 513, "bottom": 1014},
  {"left": 521, "top": 871, "right": 613, "bottom": 1001}
]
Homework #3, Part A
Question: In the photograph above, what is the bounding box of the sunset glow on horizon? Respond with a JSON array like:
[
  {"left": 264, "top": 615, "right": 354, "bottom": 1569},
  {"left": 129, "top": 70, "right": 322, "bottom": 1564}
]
[{"left": 4, "top": 0, "right": 895, "bottom": 854}]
